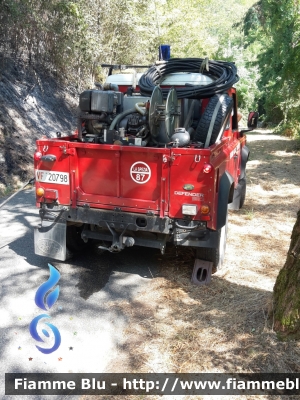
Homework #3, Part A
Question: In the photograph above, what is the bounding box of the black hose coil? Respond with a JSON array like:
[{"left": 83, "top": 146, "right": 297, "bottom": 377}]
[{"left": 139, "top": 58, "right": 239, "bottom": 99}]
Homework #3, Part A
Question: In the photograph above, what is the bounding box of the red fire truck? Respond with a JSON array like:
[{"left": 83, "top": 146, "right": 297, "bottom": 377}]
[{"left": 33, "top": 58, "right": 257, "bottom": 284}]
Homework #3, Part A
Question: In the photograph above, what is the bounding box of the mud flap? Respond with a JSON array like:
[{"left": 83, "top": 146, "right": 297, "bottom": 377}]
[
  {"left": 191, "top": 259, "right": 213, "bottom": 285},
  {"left": 217, "top": 171, "right": 233, "bottom": 230},
  {"left": 34, "top": 220, "right": 67, "bottom": 261},
  {"left": 228, "top": 178, "right": 246, "bottom": 210}
]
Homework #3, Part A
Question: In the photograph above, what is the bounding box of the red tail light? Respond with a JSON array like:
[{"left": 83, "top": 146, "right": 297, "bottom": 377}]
[{"left": 34, "top": 151, "right": 42, "bottom": 161}]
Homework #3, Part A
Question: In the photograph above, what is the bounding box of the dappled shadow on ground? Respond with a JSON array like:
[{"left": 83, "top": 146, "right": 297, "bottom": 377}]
[
  {"left": 9, "top": 232, "right": 157, "bottom": 301},
  {"left": 1, "top": 189, "right": 159, "bottom": 377},
  {"left": 246, "top": 137, "right": 300, "bottom": 187},
  {"left": 5, "top": 224, "right": 161, "bottom": 369},
  {"left": 2, "top": 230, "right": 159, "bottom": 376}
]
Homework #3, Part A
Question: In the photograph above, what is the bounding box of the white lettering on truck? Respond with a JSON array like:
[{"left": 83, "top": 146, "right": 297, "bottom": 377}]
[{"left": 174, "top": 191, "right": 204, "bottom": 197}]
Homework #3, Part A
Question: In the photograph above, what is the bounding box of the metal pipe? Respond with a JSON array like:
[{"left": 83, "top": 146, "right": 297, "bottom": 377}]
[
  {"left": 135, "top": 102, "right": 146, "bottom": 116},
  {"left": 77, "top": 118, "right": 83, "bottom": 142},
  {"left": 184, "top": 100, "right": 196, "bottom": 129},
  {"left": 103, "top": 82, "right": 119, "bottom": 92}
]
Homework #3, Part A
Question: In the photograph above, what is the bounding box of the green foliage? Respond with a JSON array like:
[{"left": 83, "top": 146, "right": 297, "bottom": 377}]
[
  {"left": 0, "top": 0, "right": 157, "bottom": 87},
  {"left": 242, "top": 0, "right": 300, "bottom": 136},
  {"left": 153, "top": 0, "right": 259, "bottom": 114},
  {"left": 0, "top": 0, "right": 259, "bottom": 99},
  {"left": 157, "top": 0, "right": 256, "bottom": 59},
  {"left": 274, "top": 121, "right": 300, "bottom": 139}
]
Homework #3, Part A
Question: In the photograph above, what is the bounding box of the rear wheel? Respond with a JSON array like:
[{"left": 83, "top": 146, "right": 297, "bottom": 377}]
[{"left": 195, "top": 214, "right": 228, "bottom": 273}]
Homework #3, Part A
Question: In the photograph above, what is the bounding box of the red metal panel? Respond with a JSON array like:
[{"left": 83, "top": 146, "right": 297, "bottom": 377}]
[
  {"left": 120, "top": 147, "right": 168, "bottom": 208},
  {"left": 169, "top": 147, "right": 213, "bottom": 220},
  {"left": 76, "top": 146, "right": 119, "bottom": 197},
  {"left": 69, "top": 143, "right": 170, "bottom": 212}
]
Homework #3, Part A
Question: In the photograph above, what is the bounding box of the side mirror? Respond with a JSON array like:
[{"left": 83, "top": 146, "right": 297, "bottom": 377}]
[{"left": 247, "top": 111, "right": 259, "bottom": 129}]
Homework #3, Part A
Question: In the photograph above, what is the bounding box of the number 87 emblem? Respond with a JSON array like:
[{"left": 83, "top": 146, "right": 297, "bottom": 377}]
[{"left": 130, "top": 162, "right": 151, "bottom": 184}]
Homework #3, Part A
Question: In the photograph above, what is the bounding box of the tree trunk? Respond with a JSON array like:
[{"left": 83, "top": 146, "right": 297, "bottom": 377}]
[{"left": 273, "top": 210, "right": 300, "bottom": 340}]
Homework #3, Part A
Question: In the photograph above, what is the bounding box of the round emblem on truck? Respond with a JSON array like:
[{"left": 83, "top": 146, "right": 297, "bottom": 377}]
[
  {"left": 183, "top": 184, "right": 194, "bottom": 191},
  {"left": 130, "top": 162, "right": 151, "bottom": 184}
]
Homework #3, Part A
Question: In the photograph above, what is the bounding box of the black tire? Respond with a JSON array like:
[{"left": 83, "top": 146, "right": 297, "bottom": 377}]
[
  {"left": 195, "top": 213, "right": 228, "bottom": 273},
  {"left": 195, "top": 94, "right": 233, "bottom": 146},
  {"left": 66, "top": 224, "right": 87, "bottom": 252}
]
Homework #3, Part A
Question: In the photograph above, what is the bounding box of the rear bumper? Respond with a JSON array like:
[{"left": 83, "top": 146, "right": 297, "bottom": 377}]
[{"left": 35, "top": 205, "right": 219, "bottom": 260}]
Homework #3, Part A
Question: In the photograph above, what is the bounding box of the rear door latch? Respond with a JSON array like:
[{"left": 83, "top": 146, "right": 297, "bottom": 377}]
[{"left": 60, "top": 146, "right": 75, "bottom": 156}]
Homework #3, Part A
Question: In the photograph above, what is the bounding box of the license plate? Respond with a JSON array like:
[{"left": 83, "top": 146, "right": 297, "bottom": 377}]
[{"left": 35, "top": 170, "right": 69, "bottom": 185}]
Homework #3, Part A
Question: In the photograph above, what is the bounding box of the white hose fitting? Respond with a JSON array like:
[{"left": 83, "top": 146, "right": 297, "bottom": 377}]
[{"left": 135, "top": 102, "right": 147, "bottom": 116}]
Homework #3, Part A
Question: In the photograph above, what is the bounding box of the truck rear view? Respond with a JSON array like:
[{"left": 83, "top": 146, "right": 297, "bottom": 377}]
[{"left": 34, "top": 57, "right": 257, "bottom": 283}]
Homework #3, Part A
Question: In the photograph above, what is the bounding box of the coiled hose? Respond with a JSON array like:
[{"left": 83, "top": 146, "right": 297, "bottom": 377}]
[{"left": 139, "top": 58, "right": 239, "bottom": 99}]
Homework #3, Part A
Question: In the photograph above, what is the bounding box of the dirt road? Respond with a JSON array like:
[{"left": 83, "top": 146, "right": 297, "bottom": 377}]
[{"left": 100, "top": 130, "right": 300, "bottom": 383}]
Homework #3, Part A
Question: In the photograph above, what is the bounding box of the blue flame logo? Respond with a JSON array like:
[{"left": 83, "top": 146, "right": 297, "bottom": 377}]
[
  {"left": 35, "top": 264, "right": 60, "bottom": 310},
  {"left": 29, "top": 264, "right": 61, "bottom": 354}
]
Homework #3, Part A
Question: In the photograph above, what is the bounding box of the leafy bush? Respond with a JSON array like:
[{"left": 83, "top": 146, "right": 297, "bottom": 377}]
[
  {"left": 242, "top": 0, "right": 300, "bottom": 132},
  {"left": 0, "top": 0, "right": 157, "bottom": 88}
]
